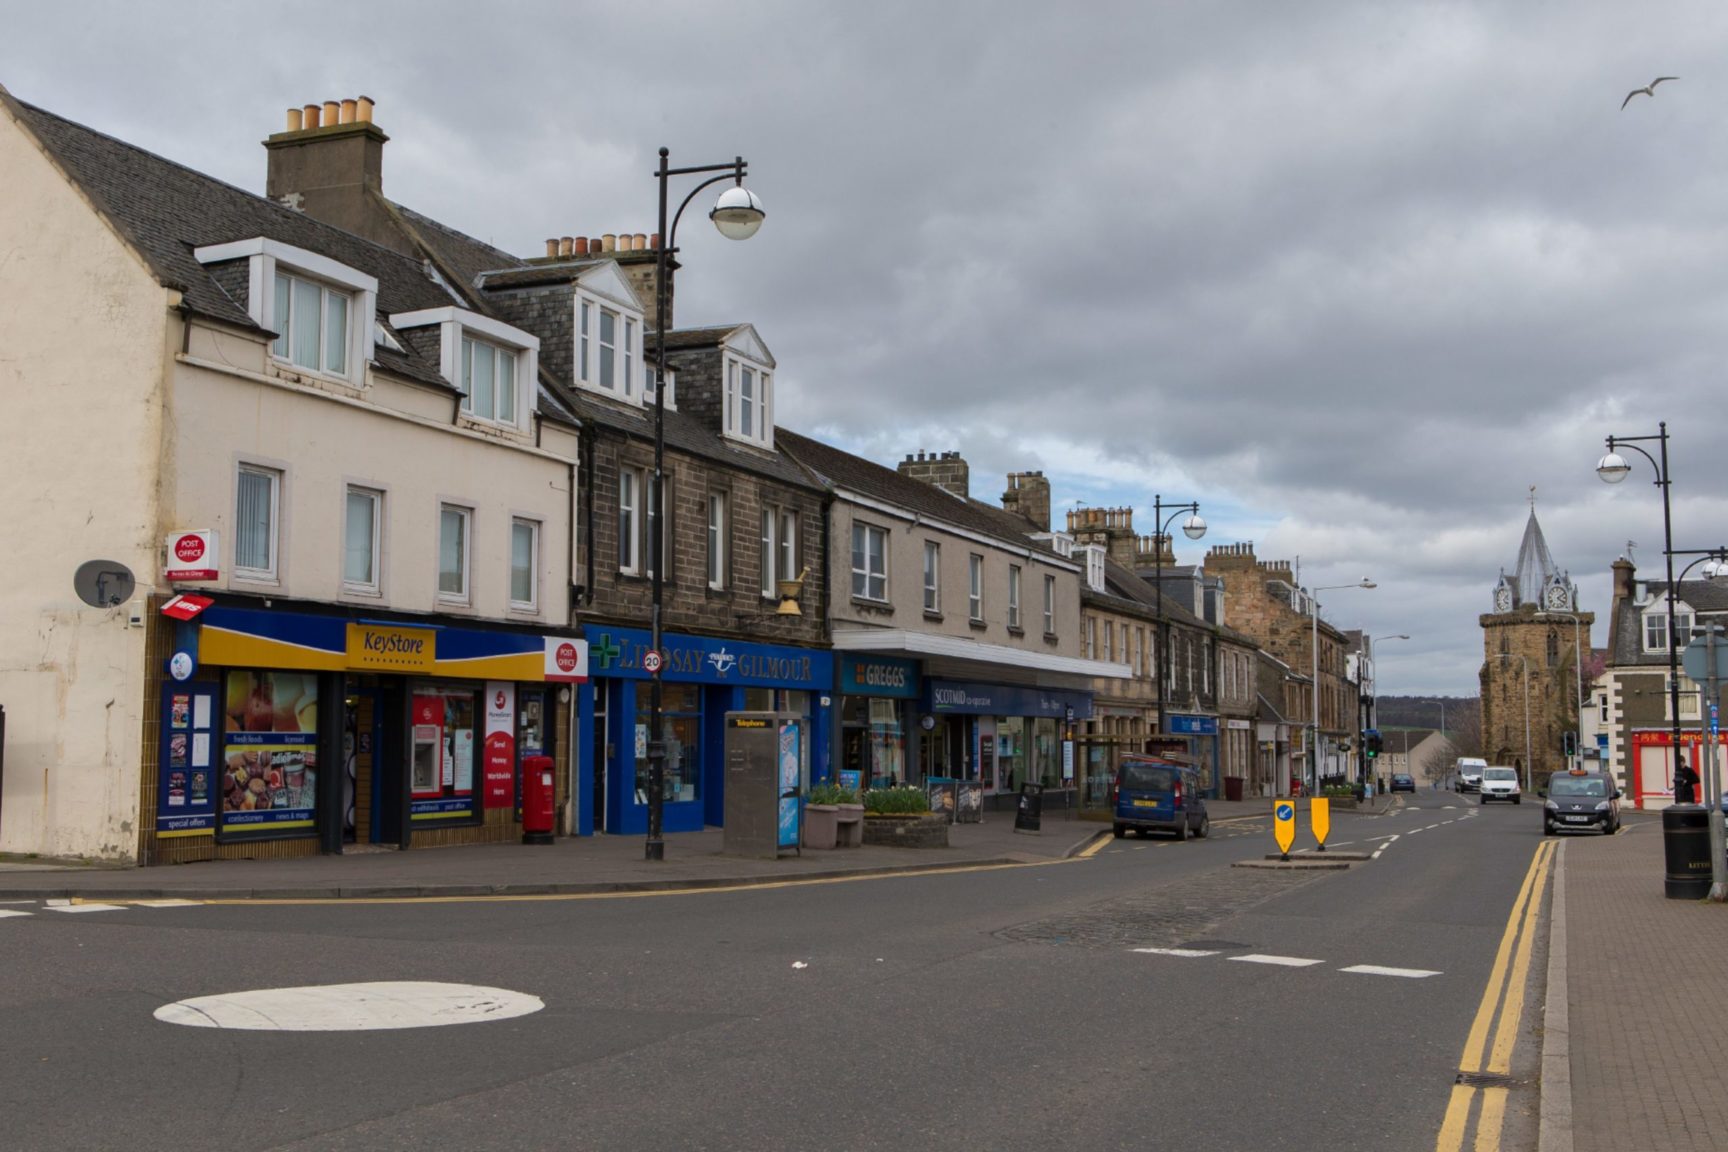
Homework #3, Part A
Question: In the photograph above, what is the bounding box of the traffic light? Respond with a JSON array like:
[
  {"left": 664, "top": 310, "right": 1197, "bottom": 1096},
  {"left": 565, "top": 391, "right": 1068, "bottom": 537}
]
[
  {"left": 1562, "top": 731, "right": 1577, "bottom": 757},
  {"left": 1364, "top": 730, "right": 1382, "bottom": 760}
]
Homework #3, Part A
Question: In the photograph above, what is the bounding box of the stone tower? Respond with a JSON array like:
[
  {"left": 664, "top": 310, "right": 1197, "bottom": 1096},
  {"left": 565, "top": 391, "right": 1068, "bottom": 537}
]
[{"left": 1479, "top": 501, "right": 1594, "bottom": 785}]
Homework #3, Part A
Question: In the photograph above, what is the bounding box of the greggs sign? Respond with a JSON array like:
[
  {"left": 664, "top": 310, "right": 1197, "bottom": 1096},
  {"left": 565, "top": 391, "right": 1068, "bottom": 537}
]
[{"left": 346, "top": 624, "right": 436, "bottom": 673}]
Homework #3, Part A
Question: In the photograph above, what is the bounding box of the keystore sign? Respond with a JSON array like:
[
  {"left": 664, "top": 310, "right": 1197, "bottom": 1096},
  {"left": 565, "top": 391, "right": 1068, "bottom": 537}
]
[
  {"left": 839, "top": 655, "right": 920, "bottom": 699},
  {"left": 346, "top": 624, "right": 436, "bottom": 673},
  {"left": 165, "top": 530, "right": 219, "bottom": 581}
]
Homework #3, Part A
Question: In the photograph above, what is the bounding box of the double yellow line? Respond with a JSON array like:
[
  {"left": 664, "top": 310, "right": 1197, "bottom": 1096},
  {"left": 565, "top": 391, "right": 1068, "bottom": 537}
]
[{"left": 1436, "top": 838, "right": 1557, "bottom": 1152}]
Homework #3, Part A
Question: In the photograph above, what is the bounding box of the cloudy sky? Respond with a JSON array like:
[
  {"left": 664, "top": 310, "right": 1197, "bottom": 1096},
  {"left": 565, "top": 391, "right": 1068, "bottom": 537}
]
[{"left": 7, "top": 1, "right": 1726, "bottom": 696}]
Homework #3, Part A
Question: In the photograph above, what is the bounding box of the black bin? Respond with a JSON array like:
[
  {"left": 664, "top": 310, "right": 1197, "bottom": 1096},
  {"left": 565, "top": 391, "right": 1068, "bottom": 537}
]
[{"left": 1663, "top": 804, "right": 1711, "bottom": 899}]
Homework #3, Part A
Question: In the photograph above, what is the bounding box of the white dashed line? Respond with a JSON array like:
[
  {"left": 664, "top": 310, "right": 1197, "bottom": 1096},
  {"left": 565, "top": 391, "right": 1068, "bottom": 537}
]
[
  {"left": 43, "top": 903, "right": 126, "bottom": 914},
  {"left": 1131, "top": 947, "right": 1220, "bottom": 958},
  {"left": 1340, "top": 965, "right": 1442, "bottom": 979},
  {"left": 1371, "top": 834, "right": 1400, "bottom": 859},
  {"left": 0, "top": 909, "right": 32, "bottom": 919},
  {"left": 1230, "top": 954, "right": 1325, "bottom": 968}
]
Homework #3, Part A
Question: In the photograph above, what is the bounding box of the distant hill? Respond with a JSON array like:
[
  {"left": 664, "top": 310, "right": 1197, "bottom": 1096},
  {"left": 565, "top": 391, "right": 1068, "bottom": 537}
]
[{"left": 1376, "top": 695, "right": 1477, "bottom": 732}]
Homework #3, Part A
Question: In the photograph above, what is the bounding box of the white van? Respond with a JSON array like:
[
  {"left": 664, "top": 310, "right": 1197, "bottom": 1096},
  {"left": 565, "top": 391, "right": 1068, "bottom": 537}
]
[{"left": 1455, "top": 757, "right": 1487, "bottom": 794}]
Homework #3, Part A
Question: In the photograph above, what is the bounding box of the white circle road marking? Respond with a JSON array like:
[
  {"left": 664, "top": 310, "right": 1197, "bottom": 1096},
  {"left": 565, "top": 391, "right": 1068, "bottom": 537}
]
[{"left": 153, "top": 981, "right": 544, "bottom": 1031}]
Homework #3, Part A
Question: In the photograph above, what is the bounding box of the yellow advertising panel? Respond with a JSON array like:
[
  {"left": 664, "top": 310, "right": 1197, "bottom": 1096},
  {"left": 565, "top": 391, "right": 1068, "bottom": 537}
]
[
  {"left": 346, "top": 624, "right": 436, "bottom": 674},
  {"left": 1274, "top": 799, "right": 1296, "bottom": 857},
  {"left": 1311, "top": 797, "right": 1331, "bottom": 848}
]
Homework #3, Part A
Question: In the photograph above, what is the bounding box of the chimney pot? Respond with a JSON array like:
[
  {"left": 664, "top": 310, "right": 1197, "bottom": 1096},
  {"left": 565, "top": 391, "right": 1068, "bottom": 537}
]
[
  {"left": 323, "top": 101, "right": 340, "bottom": 126},
  {"left": 356, "top": 96, "right": 374, "bottom": 123},
  {"left": 285, "top": 107, "right": 303, "bottom": 132},
  {"left": 635, "top": 233, "right": 648, "bottom": 250},
  {"left": 572, "top": 237, "right": 587, "bottom": 256},
  {"left": 340, "top": 98, "right": 357, "bottom": 124},
  {"left": 545, "top": 239, "right": 559, "bottom": 259},
  {"left": 303, "top": 103, "right": 322, "bottom": 129},
  {"left": 650, "top": 233, "right": 661, "bottom": 249},
  {"left": 601, "top": 233, "right": 616, "bottom": 253},
  {"left": 558, "top": 237, "right": 573, "bottom": 258}
]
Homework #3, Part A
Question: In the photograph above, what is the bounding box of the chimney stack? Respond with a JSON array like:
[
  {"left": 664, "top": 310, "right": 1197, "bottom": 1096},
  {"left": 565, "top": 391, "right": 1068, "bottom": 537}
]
[
  {"left": 265, "top": 94, "right": 404, "bottom": 254},
  {"left": 898, "top": 450, "right": 970, "bottom": 500},
  {"left": 1002, "top": 471, "right": 1051, "bottom": 531}
]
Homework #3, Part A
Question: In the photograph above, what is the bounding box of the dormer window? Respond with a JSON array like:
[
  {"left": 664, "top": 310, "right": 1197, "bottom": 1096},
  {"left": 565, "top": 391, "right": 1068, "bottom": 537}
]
[
  {"left": 578, "top": 297, "right": 646, "bottom": 401},
  {"left": 194, "top": 238, "right": 377, "bottom": 387},
  {"left": 1644, "top": 603, "right": 1694, "bottom": 652},
  {"left": 390, "top": 306, "right": 538, "bottom": 432},
  {"left": 725, "top": 356, "right": 772, "bottom": 447}
]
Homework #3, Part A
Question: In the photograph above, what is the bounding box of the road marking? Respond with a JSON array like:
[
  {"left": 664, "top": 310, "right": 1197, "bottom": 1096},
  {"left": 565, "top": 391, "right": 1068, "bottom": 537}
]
[
  {"left": 1131, "top": 947, "right": 1219, "bottom": 958},
  {"left": 134, "top": 899, "right": 200, "bottom": 908},
  {"left": 1075, "top": 835, "right": 1112, "bottom": 860},
  {"left": 44, "top": 902, "right": 126, "bottom": 914},
  {"left": 154, "top": 981, "right": 545, "bottom": 1031},
  {"left": 1434, "top": 839, "right": 1554, "bottom": 1152},
  {"left": 1371, "top": 834, "right": 1400, "bottom": 859},
  {"left": 1229, "top": 954, "right": 1324, "bottom": 968},
  {"left": 0, "top": 909, "right": 32, "bottom": 919},
  {"left": 1475, "top": 1086, "right": 1508, "bottom": 1152},
  {"left": 1366, "top": 833, "right": 1400, "bottom": 842},
  {"left": 1339, "top": 964, "right": 1441, "bottom": 979}
]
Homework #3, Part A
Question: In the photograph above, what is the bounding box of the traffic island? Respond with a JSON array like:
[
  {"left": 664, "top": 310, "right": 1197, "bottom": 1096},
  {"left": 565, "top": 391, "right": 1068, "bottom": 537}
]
[
  {"left": 1262, "top": 851, "right": 1371, "bottom": 862},
  {"left": 1234, "top": 858, "right": 1353, "bottom": 871}
]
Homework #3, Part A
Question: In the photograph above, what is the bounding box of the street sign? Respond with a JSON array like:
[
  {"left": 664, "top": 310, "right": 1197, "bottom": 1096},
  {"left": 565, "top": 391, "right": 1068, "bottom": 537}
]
[
  {"left": 1311, "top": 797, "right": 1330, "bottom": 850},
  {"left": 642, "top": 649, "right": 663, "bottom": 675},
  {"left": 1682, "top": 627, "right": 1728, "bottom": 683},
  {"left": 1274, "top": 801, "right": 1296, "bottom": 859}
]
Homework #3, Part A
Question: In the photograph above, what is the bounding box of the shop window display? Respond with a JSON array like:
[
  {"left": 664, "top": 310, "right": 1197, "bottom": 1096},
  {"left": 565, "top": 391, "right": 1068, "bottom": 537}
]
[
  {"left": 636, "top": 683, "right": 701, "bottom": 803},
  {"left": 410, "top": 690, "right": 480, "bottom": 821},
  {"left": 221, "top": 671, "right": 319, "bottom": 835}
]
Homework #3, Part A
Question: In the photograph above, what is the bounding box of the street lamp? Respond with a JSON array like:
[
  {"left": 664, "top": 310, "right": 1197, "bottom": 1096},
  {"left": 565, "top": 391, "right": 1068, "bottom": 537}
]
[
  {"left": 1147, "top": 496, "right": 1206, "bottom": 736},
  {"left": 645, "top": 148, "right": 764, "bottom": 861},
  {"left": 1488, "top": 652, "right": 1533, "bottom": 791},
  {"left": 1362, "top": 634, "right": 1409, "bottom": 786},
  {"left": 1598, "top": 422, "right": 1681, "bottom": 787},
  {"left": 1308, "top": 579, "right": 1375, "bottom": 793}
]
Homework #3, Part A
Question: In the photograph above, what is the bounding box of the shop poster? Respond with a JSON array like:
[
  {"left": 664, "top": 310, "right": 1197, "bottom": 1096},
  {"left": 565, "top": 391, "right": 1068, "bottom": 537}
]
[
  {"left": 158, "top": 683, "right": 217, "bottom": 836},
  {"left": 221, "top": 671, "right": 318, "bottom": 833},
  {"left": 482, "top": 682, "right": 516, "bottom": 808},
  {"left": 777, "top": 721, "right": 802, "bottom": 850}
]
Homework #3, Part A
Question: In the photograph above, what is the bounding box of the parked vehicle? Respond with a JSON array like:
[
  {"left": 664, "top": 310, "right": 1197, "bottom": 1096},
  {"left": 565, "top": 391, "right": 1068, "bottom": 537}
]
[
  {"left": 1455, "top": 757, "right": 1487, "bottom": 793},
  {"left": 1111, "top": 756, "right": 1209, "bottom": 841},
  {"left": 1390, "top": 774, "right": 1416, "bottom": 793},
  {"left": 1480, "top": 766, "right": 1522, "bottom": 804},
  {"left": 1541, "top": 770, "right": 1621, "bottom": 835}
]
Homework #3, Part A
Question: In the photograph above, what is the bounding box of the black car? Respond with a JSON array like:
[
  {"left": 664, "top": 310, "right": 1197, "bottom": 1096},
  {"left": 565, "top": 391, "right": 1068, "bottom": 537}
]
[
  {"left": 1390, "top": 774, "right": 1416, "bottom": 793},
  {"left": 1542, "top": 770, "right": 1621, "bottom": 835}
]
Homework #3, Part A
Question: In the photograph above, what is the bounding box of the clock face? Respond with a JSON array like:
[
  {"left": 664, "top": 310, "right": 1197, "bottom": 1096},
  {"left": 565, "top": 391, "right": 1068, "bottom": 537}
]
[
  {"left": 1546, "top": 584, "right": 1570, "bottom": 610},
  {"left": 1494, "top": 586, "right": 1512, "bottom": 612}
]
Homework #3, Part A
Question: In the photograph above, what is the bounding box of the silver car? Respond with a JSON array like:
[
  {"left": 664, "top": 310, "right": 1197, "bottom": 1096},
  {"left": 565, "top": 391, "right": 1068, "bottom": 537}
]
[{"left": 1480, "top": 766, "right": 1522, "bottom": 804}]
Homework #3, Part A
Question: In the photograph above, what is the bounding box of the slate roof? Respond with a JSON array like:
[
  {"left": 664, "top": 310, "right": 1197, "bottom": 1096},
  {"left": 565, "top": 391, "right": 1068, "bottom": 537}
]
[
  {"left": 1610, "top": 577, "right": 1728, "bottom": 666},
  {"left": 10, "top": 99, "right": 483, "bottom": 396},
  {"left": 1510, "top": 508, "right": 1563, "bottom": 607}
]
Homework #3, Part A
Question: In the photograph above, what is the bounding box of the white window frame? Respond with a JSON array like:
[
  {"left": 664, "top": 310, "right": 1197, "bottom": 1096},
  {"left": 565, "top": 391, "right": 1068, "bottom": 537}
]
[
  {"left": 195, "top": 238, "right": 376, "bottom": 387},
  {"left": 852, "top": 521, "right": 888, "bottom": 602},
  {"left": 510, "top": 517, "right": 540, "bottom": 613},
  {"left": 342, "top": 485, "right": 382, "bottom": 596},
  {"left": 968, "top": 554, "right": 984, "bottom": 622},
  {"left": 1044, "top": 575, "right": 1056, "bottom": 635},
  {"left": 234, "top": 464, "right": 281, "bottom": 583},
  {"left": 437, "top": 503, "right": 472, "bottom": 605},
  {"left": 707, "top": 492, "right": 728, "bottom": 591},
  {"left": 389, "top": 307, "right": 539, "bottom": 432},
  {"left": 1008, "top": 565, "right": 1023, "bottom": 630},
  {"left": 619, "top": 470, "right": 641, "bottom": 576},
  {"left": 760, "top": 507, "right": 776, "bottom": 599},
  {"left": 924, "top": 541, "right": 941, "bottom": 614},
  {"left": 779, "top": 510, "right": 798, "bottom": 590},
  {"left": 570, "top": 289, "right": 647, "bottom": 406},
  {"left": 724, "top": 355, "right": 774, "bottom": 448}
]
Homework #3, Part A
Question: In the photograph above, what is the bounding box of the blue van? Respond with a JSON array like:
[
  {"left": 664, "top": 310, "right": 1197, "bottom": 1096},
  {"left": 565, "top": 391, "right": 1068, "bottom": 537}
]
[{"left": 1112, "top": 756, "right": 1210, "bottom": 840}]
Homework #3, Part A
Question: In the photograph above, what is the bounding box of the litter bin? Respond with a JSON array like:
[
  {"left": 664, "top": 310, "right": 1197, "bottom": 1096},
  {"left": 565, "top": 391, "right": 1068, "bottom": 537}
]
[
  {"left": 1224, "top": 776, "right": 1244, "bottom": 802},
  {"left": 1663, "top": 804, "right": 1711, "bottom": 899}
]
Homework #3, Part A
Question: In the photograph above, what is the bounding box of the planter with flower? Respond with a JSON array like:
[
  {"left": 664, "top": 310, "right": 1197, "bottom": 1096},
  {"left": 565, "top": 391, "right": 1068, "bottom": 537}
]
[{"left": 861, "top": 785, "right": 949, "bottom": 848}]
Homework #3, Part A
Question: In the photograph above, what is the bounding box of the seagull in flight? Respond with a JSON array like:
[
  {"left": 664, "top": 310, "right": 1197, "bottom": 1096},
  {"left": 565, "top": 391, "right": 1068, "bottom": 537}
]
[{"left": 1622, "top": 76, "right": 1678, "bottom": 109}]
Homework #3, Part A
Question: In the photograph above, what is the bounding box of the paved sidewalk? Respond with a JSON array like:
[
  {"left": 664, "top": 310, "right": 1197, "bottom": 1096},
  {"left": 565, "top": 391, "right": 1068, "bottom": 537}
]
[
  {"left": 1559, "top": 821, "right": 1728, "bottom": 1152},
  {"left": 0, "top": 795, "right": 1349, "bottom": 900}
]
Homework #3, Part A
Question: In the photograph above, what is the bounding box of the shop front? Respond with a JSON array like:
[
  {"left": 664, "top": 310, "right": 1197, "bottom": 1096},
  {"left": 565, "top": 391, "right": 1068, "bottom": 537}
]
[
  {"left": 922, "top": 679, "right": 1093, "bottom": 798},
  {"left": 1626, "top": 729, "right": 1727, "bottom": 809},
  {"left": 1160, "top": 713, "right": 1221, "bottom": 797},
  {"left": 580, "top": 626, "right": 832, "bottom": 835},
  {"left": 149, "top": 603, "right": 585, "bottom": 863},
  {"left": 834, "top": 654, "right": 918, "bottom": 791}
]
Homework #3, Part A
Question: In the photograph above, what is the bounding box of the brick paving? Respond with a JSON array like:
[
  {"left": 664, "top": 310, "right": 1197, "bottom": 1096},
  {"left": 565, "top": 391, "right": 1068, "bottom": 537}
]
[{"left": 1563, "top": 822, "right": 1728, "bottom": 1152}]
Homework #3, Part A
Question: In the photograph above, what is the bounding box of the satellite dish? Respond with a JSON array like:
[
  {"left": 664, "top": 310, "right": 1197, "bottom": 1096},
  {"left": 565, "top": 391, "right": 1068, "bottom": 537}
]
[{"left": 74, "top": 560, "right": 136, "bottom": 608}]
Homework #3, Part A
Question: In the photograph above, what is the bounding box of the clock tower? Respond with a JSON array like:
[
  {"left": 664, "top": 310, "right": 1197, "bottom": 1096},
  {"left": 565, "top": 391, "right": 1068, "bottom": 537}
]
[{"left": 1479, "top": 495, "right": 1594, "bottom": 785}]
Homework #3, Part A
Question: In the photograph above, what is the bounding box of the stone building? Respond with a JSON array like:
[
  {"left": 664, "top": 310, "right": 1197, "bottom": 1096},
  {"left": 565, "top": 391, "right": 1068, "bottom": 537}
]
[{"left": 1478, "top": 506, "right": 1592, "bottom": 789}]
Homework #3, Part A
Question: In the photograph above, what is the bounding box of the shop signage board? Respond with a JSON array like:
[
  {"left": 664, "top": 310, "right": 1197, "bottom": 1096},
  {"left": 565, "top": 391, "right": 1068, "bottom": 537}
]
[
  {"left": 346, "top": 624, "right": 436, "bottom": 673},
  {"left": 1168, "top": 714, "right": 1220, "bottom": 736},
  {"left": 483, "top": 682, "right": 516, "bottom": 808},
  {"left": 839, "top": 655, "right": 920, "bottom": 699},
  {"left": 543, "top": 637, "right": 588, "bottom": 682},
  {"left": 924, "top": 679, "right": 1093, "bottom": 720},
  {"left": 157, "top": 683, "right": 218, "bottom": 836},
  {"left": 586, "top": 626, "right": 833, "bottom": 688},
  {"left": 160, "top": 593, "right": 214, "bottom": 621},
  {"left": 165, "top": 531, "right": 219, "bottom": 581}
]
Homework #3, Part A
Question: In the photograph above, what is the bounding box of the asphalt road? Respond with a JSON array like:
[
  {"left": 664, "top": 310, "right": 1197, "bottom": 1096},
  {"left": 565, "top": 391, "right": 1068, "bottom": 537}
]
[{"left": 0, "top": 798, "right": 1559, "bottom": 1151}]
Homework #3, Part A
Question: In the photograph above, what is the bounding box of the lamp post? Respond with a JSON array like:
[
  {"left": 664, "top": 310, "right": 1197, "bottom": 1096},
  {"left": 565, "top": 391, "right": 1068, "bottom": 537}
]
[
  {"left": 1540, "top": 611, "right": 1588, "bottom": 768},
  {"left": 1488, "top": 652, "right": 1533, "bottom": 791},
  {"left": 1147, "top": 496, "right": 1206, "bottom": 737},
  {"left": 1598, "top": 422, "right": 1681, "bottom": 787},
  {"left": 1363, "top": 634, "right": 1409, "bottom": 786},
  {"left": 1670, "top": 548, "right": 1728, "bottom": 901},
  {"left": 1308, "top": 579, "right": 1375, "bottom": 793},
  {"left": 644, "top": 149, "right": 764, "bottom": 861}
]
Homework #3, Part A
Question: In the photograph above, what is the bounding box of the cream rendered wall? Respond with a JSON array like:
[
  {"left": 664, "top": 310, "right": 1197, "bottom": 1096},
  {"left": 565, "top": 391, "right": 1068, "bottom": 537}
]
[
  {"left": 167, "top": 339, "right": 575, "bottom": 623},
  {"left": 0, "top": 107, "right": 169, "bottom": 859},
  {"left": 829, "top": 499, "right": 1081, "bottom": 658}
]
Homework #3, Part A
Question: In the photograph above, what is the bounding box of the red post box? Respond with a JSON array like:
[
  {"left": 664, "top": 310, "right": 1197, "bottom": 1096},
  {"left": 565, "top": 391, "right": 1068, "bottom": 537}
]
[{"left": 522, "top": 754, "right": 555, "bottom": 844}]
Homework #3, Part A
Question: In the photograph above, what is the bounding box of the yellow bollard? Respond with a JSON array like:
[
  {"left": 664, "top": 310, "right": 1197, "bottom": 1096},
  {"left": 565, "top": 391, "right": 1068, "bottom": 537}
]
[{"left": 1311, "top": 797, "right": 1330, "bottom": 852}]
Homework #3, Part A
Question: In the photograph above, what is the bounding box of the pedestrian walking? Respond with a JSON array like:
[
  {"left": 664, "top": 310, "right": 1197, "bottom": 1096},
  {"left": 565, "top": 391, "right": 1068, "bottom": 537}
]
[{"left": 1675, "top": 754, "right": 1700, "bottom": 804}]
